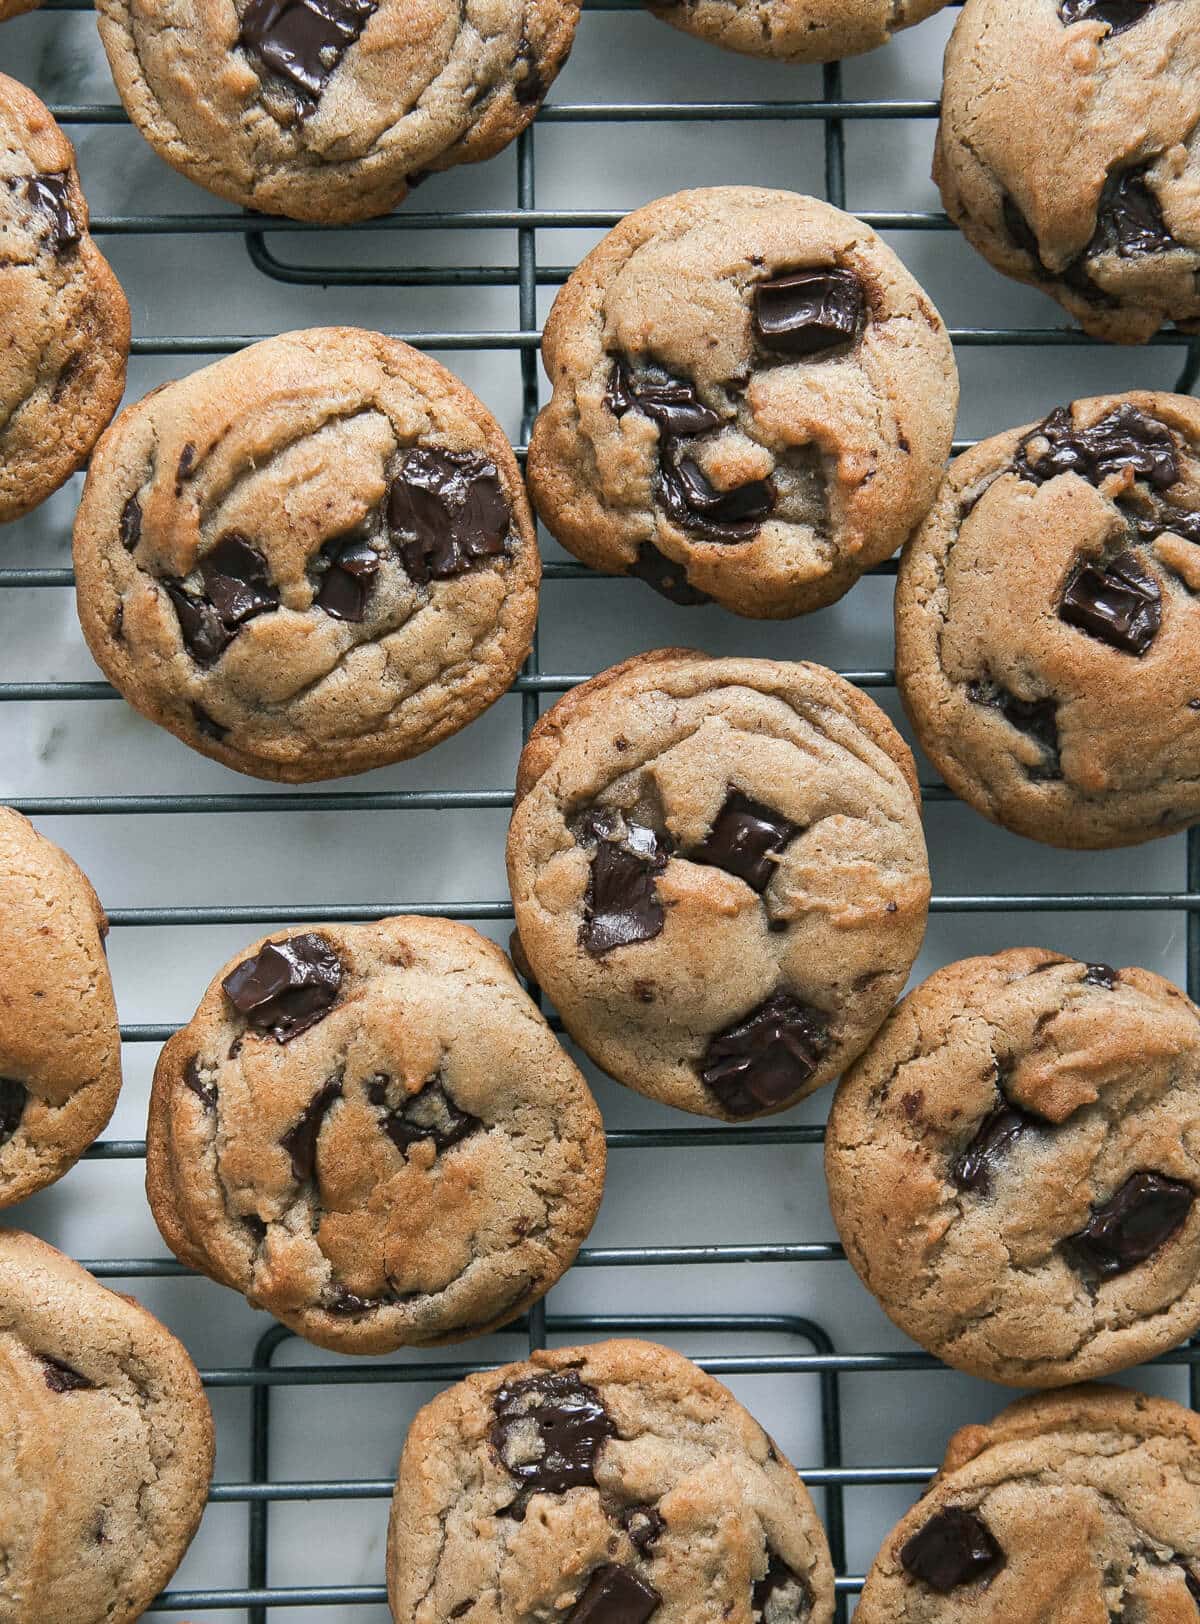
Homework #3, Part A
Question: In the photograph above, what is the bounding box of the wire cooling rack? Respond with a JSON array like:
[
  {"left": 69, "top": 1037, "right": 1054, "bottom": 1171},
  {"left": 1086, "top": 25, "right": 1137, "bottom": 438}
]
[{"left": 4, "top": 2, "right": 1200, "bottom": 1619}]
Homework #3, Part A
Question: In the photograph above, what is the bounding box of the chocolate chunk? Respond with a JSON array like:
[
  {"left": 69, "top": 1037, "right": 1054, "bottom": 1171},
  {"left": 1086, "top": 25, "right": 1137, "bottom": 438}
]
[
  {"left": 367, "top": 1075, "right": 482, "bottom": 1155},
  {"left": 243, "top": 1215, "right": 268, "bottom": 1242},
  {"left": 41, "top": 1355, "right": 94, "bottom": 1393},
  {"left": 1089, "top": 164, "right": 1177, "bottom": 260},
  {"left": 577, "top": 809, "right": 671, "bottom": 957},
  {"left": 966, "top": 681, "right": 1061, "bottom": 780},
  {"left": 1123, "top": 494, "right": 1200, "bottom": 548},
  {"left": 606, "top": 359, "right": 722, "bottom": 438},
  {"left": 659, "top": 452, "right": 775, "bottom": 542},
  {"left": 901, "top": 1508, "right": 1005, "bottom": 1593},
  {"left": 753, "top": 1557, "right": 812, "bottom": 1623},
  {"left": 951, "top": 1104, "right": 1037, "bottom": 1195},
  {"left": 1066, "top": 1171, "right": 1194, "bottom": 1277},
  {"left": 1016, "top": 404, "right": 1179, "bottom": 490},
  {"left": 568, "top": 1566, "right": 661, "bottom": 1624},
  {"left": 491, "top": 1370, "right": 616, "bottom": 1494},
  {"left": 689, "top": 790, "right": 798, "bottom": 893},
  {"left": 629, "top": 543, "right": 711, "bottom": 606},
  {"left": 315, "top": 535, "right": 380, "bottom": 622},
  {"left": 167, "top": 534, "right": 280, "bottom": 665},
  {"left": 0, "top": 1077, "right": 27, "bottom": 1148},
  {"left": 25, "top": 173, "right": 79, "bottom": 253},
  {"left": 513, "top": 38, "right": 543, "bottom": 105},
  {"left": 753, "top": 269, "right": 864, "bottom": 357},
  {"left": 120, "top": 494, "right": 142, "bottom": 552},
  {"left": 239, "top": 0, "right": 379, "bottom": 101},
  {"left": 176, "top": 443, "right": 196, "bottom": 492},
  {"left": 324, "top": 1285, "right": 387, "bottom": 1315},
  {"left": 1059, "top": 549, "right": 1161, "bottom": 656},
  {"left": 449, "top": 1604, "right": 473, "bottom": 1620},
  {"left": 222, "top": 932, "right": 343, "bottom": 1042},
  {"left": 1185, "top": 1565, "right": 1200, "bottom": 1605},
  {"left": 182, "top": 1055, "right": 217, "bottom": 1111},
  {"left": 388, "top": 448, "right": 511, "bottom": 584},
  {"left": 1083, "top": 962, "right": 1117, "bottom": 988},
  {"left": 620, "top": 1505, "right": 665, "bottom": 1556},
  {"left": 280, "top": 1075, "right": 343, "bottom": 1181},
  {"left": 701, "top": 992, "right": 828, "bottom": 1116},
  {"left": 191, "top": 704, "right": 229, "bottom": 742},
  {"left": 1059, "top": 0, "right": 1154, "bottom": 31}
]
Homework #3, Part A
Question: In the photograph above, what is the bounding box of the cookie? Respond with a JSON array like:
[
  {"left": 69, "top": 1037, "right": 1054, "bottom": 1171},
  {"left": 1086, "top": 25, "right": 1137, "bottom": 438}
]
[
  {"left": 95, "top": 0, "right": 578, "bottom": 224},
  {"left": 0, "top": 1227, "right": 214, "bottom": 1624},
  {"left": 73, "top": 327, "right": 539, "bottom": 783},
  {"left": 0, "top": 2, "right": 41, "bottom": 18},
  {"left": 0, "top": 808, "right": 122, "bottom": 1208},
  {"left": 0, "top": 72, "right": 130, "bottom": 525},
  {"left": 827, "top": 948, "right": 1200, "bottom": 1387},
  {"left": 147, "top": 916, "right": 605, "bottom": 1354},
  {"left": 526, "top": 186, "right": 958, "bottom": 619},
  {"left": 507, "top": 649, "right": 930, "bottom": 1120},
  {"left": 855, "top": 1384, "right": 1200, "bottom": 1620},
  {"left": 896, "top": 392, "right": 1200, "bottom": 848},
  {"left": 387, "top": 1337, "right": 836, "bottom": 1624},
  {"left": 934, "top": 0, "right": 1200, "bottom": 345},
  {"left": 645, "top": 0, "right": 947, "bottom": 64}
]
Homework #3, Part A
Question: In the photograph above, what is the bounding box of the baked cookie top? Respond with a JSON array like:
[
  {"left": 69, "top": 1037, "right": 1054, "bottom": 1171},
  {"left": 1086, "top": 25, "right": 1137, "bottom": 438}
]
[
  {"left": 73, "top": 327, "right": 539, "bottom": 782},
  {"left": 645, "top": 0, "right": 947, "bottom": 64},
  {"left": 95, "top": 0, "right": 579, "bottom": 223},
  {"left": 388, "top": 1338, "right": 836, "bottom": 1624},
  {"left": 0, "top": 71, "right": 129, "bottom": 524},
  {"left": 827, "top": 948, "right": 1200, "bottom": 1387},
  {"left": 147, "top": 916, "right": 605, "bottom": 1354},
  {"left": 527, "top": 187, "right": 957, "bottom": 619},
  {"left": 0, "top": 1227, "right": 214, "bottom": 1624},
  {"left": 507, "top": 650, "right": 930, "bottom": 1119},
  {"left": 895, "top": 392, "right": 1200, "bottom": 848},
  {"left": 934, "top": 0, "right": 1200, "bottom": 343}
]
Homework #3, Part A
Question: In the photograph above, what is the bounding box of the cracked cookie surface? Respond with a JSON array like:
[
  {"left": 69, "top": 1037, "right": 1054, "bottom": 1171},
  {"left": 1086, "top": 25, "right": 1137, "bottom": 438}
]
[
  {"left": 95, "top": 0, "right": 578, "bottom": 223},
  {"left": 0, "top": 72, "right": 129, "bottom": 524},
  {"left": 73, "top": 327, "right": 539, "bottom": 782},
  {"left": 895, "top": 391, "right": 1200, "bottom": 848},
  {"left": 856, "top": 1385, "right": 1200, "bottom": 1621},
  {"left": 387, "top": 1337, "right": 835, "bottom": 1624},
  {"left": 507, "top": 650, "right": 930, "bottom": 1120},
  {"left": 934, "top": 0, "right": 1200, "bottom": 344},
  {"left": 527, "top": 187, "right": 957, "bottom": 619},
  {"left": 827, "top": 948, "right": 1200, "bottom": 1387},
  {"left": 147, "top": 915, "right": 605, "bottom": 1354},
  {"left": 0, "top": 808, "right": 122, "bottom": 1208},
  {"left": 0, "top": 1227, "right": 214, "bottom": 1624},
  {"left": 645, "top": 0, "right": 947, "bottom": 63}
]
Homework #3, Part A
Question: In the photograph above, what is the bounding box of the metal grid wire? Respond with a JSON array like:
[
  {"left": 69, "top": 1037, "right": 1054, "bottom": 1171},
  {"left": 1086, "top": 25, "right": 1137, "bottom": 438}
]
[{"left": 5, "top": 1, "right": 1200, "bottom": 1616}]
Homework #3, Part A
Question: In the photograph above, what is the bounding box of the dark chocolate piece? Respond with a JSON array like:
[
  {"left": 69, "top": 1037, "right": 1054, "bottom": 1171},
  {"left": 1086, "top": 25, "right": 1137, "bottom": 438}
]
[
  {"left": 280, "top": 1075, "right": 343, "bottom": 1182},
  {"left": 239, "top": 0, "right": 379, "bottom": 101},
  {"left": 966, "top": 681, "right": 1061, "bottom": 780},
  {"left": 1015, "top": 404, "right": 1179, "bottom": 491},
  {"left": 752, "top": 269, "right": 864, "bottom": 357},
  {"left": 513, "top": 38, "right": 543, "bottom": 105},
  {"left": 689, "top": 790, "right": 798, "bottom": 893},
  {"left": 315, "top": 535, "right": 380, "bottom": 622},
  {"left": 577, "top": 809, "right": 671, "bottom": 957},
  {"left": 1066, "top": 1171, "right": 1194, "bottom": 1277},
  {"left": 389, "top": 448, "right": 511, "bottom": 584},
  {"left": 752, "top": 1556, "right": 812, "bottom": 1622},
  {"left": 222, "top": 932, "right": 343, "bottom": 1042},
  {"left": 324, "top": 1285, "right": 388, "bottom": 1315},
  {"left": 628, "top": 543, "right": 711, "bottom": 606},
  {"left": 450, "top": 1603, "right": 473, "bottom": 1619},
  {"left": 182, "top": 1055, "right": 217, "bottom": 1111},
  {"left": 1083, "top": 962, "right": 1117, "bottom": 988},
  {"left": 243, "top": 1215, "right": 268, "bottom": 1242},
  {"left": 620, "top": 1505, "right": 665, "bottom": 1555},
  {"left": 191, "top": 704, "right": 229, "bottom": 742},
  {"left": 1185, "top": 1565, "right": 1200, "bottom": 1605},
  {"left": 606, "top": 358, "right": 721, "bottom": 437},
  {"left": 1122, "top": 493, "right": 1200, "bottom": 548},
  {"left": 1059, "top": 0, "right": 1154, "bottom": 31},
  {"left": 568, "top": 1566, "right": 661, "bottom": 1624},
  {"left": 658, "top": 452, "right": 774, "bottom": 541},
  {"left": 0, "top": 1077, "right": 27, "bottom": 1148},
  {"left": 41, "top": 1354, "right": 94, "bottom": 1393},
  {"left": 491, "top": 1369, "right": 616, "bottom": 1494},
  {"left": 367, "top": 1075, "right": 482, "bottom": 1155},
  {"left": 1058, "top": 549, "right": 1161, "bottom": 656},
  {"left": 167, "top": 534, "right": 280, "bottom": 665},
  {"left": 25, "top": 173, "right": 79, "bottom": 253},
  {"left": 176, "top": 443, "right": 196, "bottom": 492},
  {"left": 951, "top": 1104, "right": 1037, "bottom": 1195},
  {"left": 119, "top": 494, "right": 142, "bottom": 552},
  {"left": 901, "top": 1508, "right": 1004, "bottom": 1593},
  {"left": 1088, "top": 164, "right": 1177, "bottom": 261},
  {"left": 701, "top": 992, "right": 828, "bottom": 1116}
]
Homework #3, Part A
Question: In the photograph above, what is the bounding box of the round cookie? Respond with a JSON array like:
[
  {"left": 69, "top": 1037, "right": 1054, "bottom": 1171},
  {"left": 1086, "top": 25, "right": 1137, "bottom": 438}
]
[
  {"left": 527, "top": 186, "right": 958, "bottom": 619},
  {"left": 855, "top": 1385, "right": 1200, "bottom": 1620},
  {"left": 0, "top": 808, "right": 122, "bottom": 1207},
  {"left": 934, "top": 0, "right": 1200, "bottom": 345},
  {"left": 0, "top": 72, "right": 129, "bottom": 525},
  {"left": 896, "top": 391, "right": 1200, "bottom": 848},
  {"left": 95, "top": 0, "right": 578, "bottom": 224},
  {"left": 74, "top": 327, "right": 539, "bottom": 782},
  {"left": 827, "top": 948, "right": 1200, "bottom": 1387},
  {"left": 147, "top": 915, "right": 605, "bottom": 1354},
  {"left": 507, "top": 649, "right": 930, "bottom": 1120},
  {"left": 0, "top": 1228, "right": 214, "bottom": 1624},
  {"left": 0, "top": 2, "right": 41, "bottom": 18},
  {"left": 388, "top": 1337, "right": 836, "bottom": 1624},
  {"left": 645, "top": 0, "right": 947, "bottom": 64}
]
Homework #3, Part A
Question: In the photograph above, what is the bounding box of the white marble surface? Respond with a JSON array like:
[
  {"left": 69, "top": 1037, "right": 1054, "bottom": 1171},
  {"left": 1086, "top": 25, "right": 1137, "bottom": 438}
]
[{"left": 2, "top": 6, "right": 1197, "bottom": 1621}]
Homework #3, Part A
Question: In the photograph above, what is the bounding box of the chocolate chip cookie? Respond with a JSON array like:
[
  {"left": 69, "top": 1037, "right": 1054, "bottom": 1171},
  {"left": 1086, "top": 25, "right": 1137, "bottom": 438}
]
[
  {"left": 0, "top": 808, "right": 122, "bottom": 1208},
  {"left": 0, "top": 2, "right": 41, "bottom": 19},
  {"left": 74, "top": 327, "right": 539, "bottom": 782},
  {"left": 147, "top": 916, "right": 605, "bottom": 1354},
  {"left": 95, "top": 0, "right": 578, "bottom": 224},
  {"left": 896, "top": 392, "right": 1200, "bottom": 848},
  {"left": 0, "top": 72, "right": 130, "bottom": 525},
  {"left": 0, "top": 1227, "right": 214, "bottom": 1624},
  {"left": 855, "top": 1384, "right": 1200, "bottom": 1620},
  {"left": 935, "top": 0, "right": 1200, "bottom": 345},
  {"left": 827, "top": 948, "right": 1200, "bottom": 1387},
  {"left": 507, "top": 650, "right": 930, "bottom": 1120},
  {"left": 645, "top": 0, "right": 948, "bottom": 64},
  {"left": 388, "top": 1337, "right": 836, "bottom": 1624},
  {"left": 527, "top": 186, "right": 958, "bottom": 619}
]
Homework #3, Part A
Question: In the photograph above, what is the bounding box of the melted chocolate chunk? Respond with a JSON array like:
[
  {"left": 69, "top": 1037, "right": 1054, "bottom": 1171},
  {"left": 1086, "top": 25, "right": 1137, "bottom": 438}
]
[
  {"left": 41, "top": 1354, "right": 94, "bottom": 1393},
  {"left": 182, "top": 1055, "right": 217, "bottom": 1111},
  {"left": 239, "top": 0, "right": 379, "bottom": 100},
  {"left": 0, "top": 1077, "right": 27, "bottom": 1148},
  {"left": 243, "top": 1214, "right": 268, "bottom": 1242},
  {"left": 1016, "top": 405, "right": 1179, "bottom": 490},
  {"left": 167, "top": 534, "right": 280, "bottom": 665},
  {"left": 577, "top": 809, "right": 671, "bottom": 957},
  {"left": 24, "top": 173, "right": 79, "bottom": 253},
  {"left": 1059, "top": 549, "right": 1161, "bottom": 656},
  {"left": 191, "top": 704, "right": 229, "bottom": 742},
  {"left": 901, "top": 1509, "right": 1004, "bottom": 1593},
  {"left": 491, "top": 1370, "right": 616, "bottom": 1495},
  {"left": 1084, "top": 962, "right": 1117, "bottom": 988},
  {"left": 606, "top": 359, "right": 721, "bottom": 437},
  {"left": 315, "top": 535, "right": 380, "bottom": 622},
  {"left": 689, "top": 790, "right": 798, "bottom": 893},
  {"left": 1123, "top": 494, "right": 1200, "bottom": 548},
  {"left": 449, "top": 1603, "right": 473, "bottom": 1620},
  {"left": 513, "top": 38, "right": 543, "bottom": 105},
  {"left": 752, "top": 269, "right": 864, "bottom": 357},
  {"left": 966, "top": 682, "right": 1061, "bottom": 780},
  {"left": 280, "top": 1075, "right": 343, "bottom": 1182},
  {"left": 222, "top": 932, "right": 343, "bottom": 1042},
  {"left": 620, "top": 1505, "right": 665, "bottom": 1555},
  {"left": 1059, "top": 0, "right": 1154, "bottom": 30},
  {"left": 951, "top": 1104, "right": 1037, "bottom": 1195},
  {"left": 389, "top": 448, "right": 511, "bottom": 584},
  {"left": 658, "top": 451, "right": 774, "bottom": 542},
  {"left": 176, "top": 443, "right": 196, "bottom": 492},
  {"left": 1088, "top": 165, "right": 1177, "bottom": 261},
  {"left": 324, "top": 1285, "right": 388, "bottom": 1315},
  {"left": 367, "top": 1075, "right": 482, "bottom": 1155},
  {"left": 1066, "top": 1171, "right": 1194, "bottom": 1277},
  {"left": 701, "top": 992, "right": 828, "bottom": 1116},
  {"left": 568, "top": 1566, "right": 661, "bottom": 1624},
  {"left": 1185, "top": 1565, "right": 1200, "bottom": 1605},
  {"left": 753, "top": 1557, "right": 812, "bottom": 1622},
  {"left": 629, "top": 543, "right": 711, "bottom": 606},
  {"left": 120, "top": 494, "right": 142, "bottom": 552}
]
